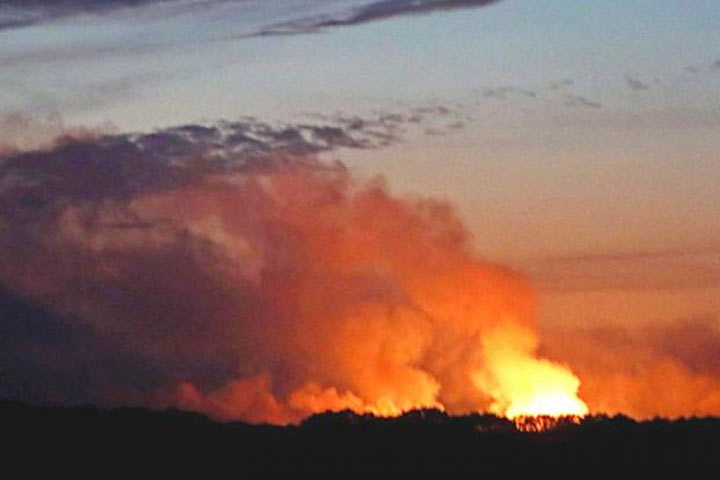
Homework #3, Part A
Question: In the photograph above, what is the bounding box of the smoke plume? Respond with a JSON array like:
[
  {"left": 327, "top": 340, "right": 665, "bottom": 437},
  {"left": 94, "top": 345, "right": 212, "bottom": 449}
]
[
  {"left": 3, "top": 115, "right": 719, "bottom": 421},
  {"left": 540, "top": 318, "right": 720, "bottom": 419},
  {"left": 0, "top": 116, "right": 586, "bottom": 423}
]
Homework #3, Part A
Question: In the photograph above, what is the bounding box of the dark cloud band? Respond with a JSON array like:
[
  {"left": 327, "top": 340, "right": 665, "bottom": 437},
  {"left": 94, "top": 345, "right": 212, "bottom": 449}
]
[
  {"left": 0, "top": 106, "right": 461, "bottom": 222},
  {"left": 257, "top": 0, "right": 502, "bottom": 36},
  {"left": 1, "top": 0, "right": 503, "bottom": 32}
]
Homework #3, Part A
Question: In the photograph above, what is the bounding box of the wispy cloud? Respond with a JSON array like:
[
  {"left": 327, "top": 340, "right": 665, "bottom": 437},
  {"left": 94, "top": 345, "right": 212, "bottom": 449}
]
[
  {"left": 479, "top": 78, "right": 603, "bottom": 110},
  {"left": 561, "top": 93, "right": 602, "bottom": 109},
  {"left": 519, "top": 248, "right": 720, "bottom": 292},
  {"left": 0, "top": 0, "right": 184, "bottom": 29},
  {"left": 1, "top": 0, "right": 504, "bottom": 33},
  {"left": 253, "top": 0, "right": 502, "bottom": 37},
  {"left": 683, "top": 58, "right": 720, "bottom": 76},
  {"left": 625, "top": 75, "right": 649, "bottom": 91},
  {"left": 546, "top": 79, "right": 574, "bottom": 90},
  {"left": 480, "top": 86, "right": 536, "bottom": 100}
]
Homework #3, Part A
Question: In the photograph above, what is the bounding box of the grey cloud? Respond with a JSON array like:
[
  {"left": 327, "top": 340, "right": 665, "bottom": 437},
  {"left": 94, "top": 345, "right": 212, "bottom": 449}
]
[
  {"left": 478, "top": 80, "right": 603, "bottom": 110},
  {"left": 1, "top": 0, "right": 165, "bottom": 6},
  {"left": 2, "top": 0, "right": 504, "bottom": 33},
  {"left": 480, "top": 86, "right": 536, "bottom": 100},
  {"left": 683, "top": 58, "right": 720, "bottom": 75},
  {"left": 305, "top": 104, "right": 467, "bottom": 145},
  {"left": 562, "top": 93, "right": 602, "bottom": 109},
  {"left": 255, "top": 0, "right": 501, "bottom": 36},
  {"left": 0, "top": 5, "right": 42, "bottom": 29},
  {"left": 547, "top": 79, "right": 574, "bottom": 90},
  {"left": 625, "top": 75, "right": 649, "bottom": 91},
  {"left": 0, "top": 0, "right": 181, "bottom": 29},
  {"left": 544, "top": 78, "right": 603, "bottom": 108},
  {"left": 0, "top": 0, "right": 182, "bottom": 15},
  {"left": 424, "top": 121, "right": 465, "bottom": 136}
]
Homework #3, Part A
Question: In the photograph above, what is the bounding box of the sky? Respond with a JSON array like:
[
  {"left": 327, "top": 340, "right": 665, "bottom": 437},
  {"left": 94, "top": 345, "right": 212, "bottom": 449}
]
[{"left": 1, "top": 0, "right": 719, "bottom": 419}]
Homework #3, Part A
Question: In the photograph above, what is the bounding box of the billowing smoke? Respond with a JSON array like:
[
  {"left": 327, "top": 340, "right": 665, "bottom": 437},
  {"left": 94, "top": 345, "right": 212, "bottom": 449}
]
[
  {"left": 0, "top": 116, "right": 587, "bottom": 423},
  {"left": 3, "top": 114, "right": 719, "bottom": 422},
  {"left": 540, "top": 318, "right": 720, "bottom": 419}
]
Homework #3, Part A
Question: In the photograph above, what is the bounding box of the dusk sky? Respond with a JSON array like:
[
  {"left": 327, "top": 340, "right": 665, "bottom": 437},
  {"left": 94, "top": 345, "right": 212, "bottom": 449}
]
[{"left": 1, "top": 0, "right": 719, "bottom": 420}]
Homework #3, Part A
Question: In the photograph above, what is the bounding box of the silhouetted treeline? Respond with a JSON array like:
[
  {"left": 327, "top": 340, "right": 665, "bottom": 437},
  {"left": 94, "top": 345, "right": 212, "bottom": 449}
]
[{"left": 2, "top": 402, "right": 719, "bottom": 473}]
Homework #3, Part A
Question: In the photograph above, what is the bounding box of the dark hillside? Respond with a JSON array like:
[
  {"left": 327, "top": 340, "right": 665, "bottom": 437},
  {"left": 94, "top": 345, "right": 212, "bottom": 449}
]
[{"left": 2, "top": 403, "right": 718, "bottom": 473}]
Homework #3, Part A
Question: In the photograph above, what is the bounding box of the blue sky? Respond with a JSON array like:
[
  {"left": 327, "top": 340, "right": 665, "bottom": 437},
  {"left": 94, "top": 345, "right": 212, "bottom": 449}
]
[{"left": 2, "top": 0, "right": 719, "bottom": 128}]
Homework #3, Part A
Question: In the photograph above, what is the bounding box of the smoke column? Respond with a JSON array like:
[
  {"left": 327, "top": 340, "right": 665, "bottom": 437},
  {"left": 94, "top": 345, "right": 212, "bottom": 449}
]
[
  {"left": 0, "top": 123, "right": 587, "bottom": 422},
  {"left": 6, "top": 117, "right": 720, "bottom": 422}
]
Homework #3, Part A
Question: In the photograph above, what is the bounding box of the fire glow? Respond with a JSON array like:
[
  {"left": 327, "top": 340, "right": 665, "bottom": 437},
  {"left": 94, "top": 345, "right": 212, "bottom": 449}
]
[{"left": 2, "top": 163, "right": 589, "bottom": 424}]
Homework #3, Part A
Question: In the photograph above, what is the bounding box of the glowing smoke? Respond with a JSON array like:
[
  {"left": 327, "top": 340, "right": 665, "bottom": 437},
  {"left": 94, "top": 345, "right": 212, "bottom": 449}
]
[
  {"left": 0, "top": 118, "right": 586, "bottom": 422},
  {"left": 9, "top": 115, "right": 719, "bottom": 422}
]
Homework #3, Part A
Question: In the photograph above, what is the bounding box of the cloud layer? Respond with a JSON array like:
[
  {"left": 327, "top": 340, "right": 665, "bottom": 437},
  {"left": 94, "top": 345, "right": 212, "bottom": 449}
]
[
  {"left": 1, "top": 0, "right": 503, "bottom": 32},
  {"left": 257, "top": 0, "right": 501, "bottom": 36},
  {"left": 0, "top": 0, "right": 176, "bottom": 29}
]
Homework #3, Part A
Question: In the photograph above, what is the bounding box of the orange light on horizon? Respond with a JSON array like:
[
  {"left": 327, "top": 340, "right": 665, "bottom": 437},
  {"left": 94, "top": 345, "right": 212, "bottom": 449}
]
[{"left": 505, "top": 391, "right": 588, "bottom": 419}]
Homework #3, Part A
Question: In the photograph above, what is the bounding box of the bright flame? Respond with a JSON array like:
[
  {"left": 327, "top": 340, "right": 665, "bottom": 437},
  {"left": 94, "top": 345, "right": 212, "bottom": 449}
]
[
  {"left": 506, "top": 392, "right": 587, "bottom": 418},
  {"left": 473, "top": 324, "right": 589, "bottom": 420}
]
